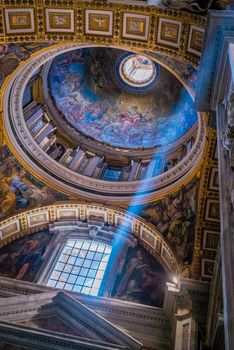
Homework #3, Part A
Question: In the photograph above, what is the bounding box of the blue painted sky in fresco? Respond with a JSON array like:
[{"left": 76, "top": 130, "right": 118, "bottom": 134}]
[{"left": 49, "top": 48, "right": 197, "bottom": 149}]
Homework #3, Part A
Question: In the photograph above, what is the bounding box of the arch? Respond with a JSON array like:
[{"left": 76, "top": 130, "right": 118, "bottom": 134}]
[{"left": 0, "top": 202, "right": 182, "bottom": 276}]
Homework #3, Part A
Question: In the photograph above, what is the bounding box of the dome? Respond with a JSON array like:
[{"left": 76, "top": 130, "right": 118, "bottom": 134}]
[
  {"left": 48, "top": 47, "right": 197, "bottom": 149},
  {"left": 3, "top": 44, "right": 205, "bottom": 201}
]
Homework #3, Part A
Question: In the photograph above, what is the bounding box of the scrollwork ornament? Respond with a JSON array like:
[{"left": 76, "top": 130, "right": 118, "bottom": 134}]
[{"left": 222, "top": 125, "right": 234, "bottom": 152}]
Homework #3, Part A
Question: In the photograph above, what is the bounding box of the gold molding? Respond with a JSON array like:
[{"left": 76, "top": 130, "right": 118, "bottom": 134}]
[{"left": 0, "top": 1, "right": 206, "bottom": 67}]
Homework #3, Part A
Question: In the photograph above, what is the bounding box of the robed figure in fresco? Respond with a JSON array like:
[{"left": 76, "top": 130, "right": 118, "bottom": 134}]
[
  {"left": 14, "top": 234, "right": 47, "bottom": 280},
  {"left": 115, "top": 248, "right": 166, "bottom": 307},
  {"left": 0, "top": 231, "right": 53, "bottom": 281}
]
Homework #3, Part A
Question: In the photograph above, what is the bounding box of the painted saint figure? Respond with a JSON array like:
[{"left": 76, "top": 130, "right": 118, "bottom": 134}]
[
  {"left": 15, "top": 235, "right": 47, "bottom": 280},
  {"left": 116, "top": 106, "right": 142, "bottom": 132},
  {"left": 0, "top": 230, "right": 53, "bottom": 282},
  {"left": 0, "top": 178, "right": 16, "bottom": 219},
  {"left": 116, "top": 249, "right": 166, "bottom": 307},
  {"left": 8, "top": 170, "right": 29, "bottom": 209},
  {"left": 84, "top": 103, "right": 105, "bottom": 123}
]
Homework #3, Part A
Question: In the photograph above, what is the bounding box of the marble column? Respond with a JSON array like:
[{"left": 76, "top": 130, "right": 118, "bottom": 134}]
[
  {"left": 68, "top": 148, "right": 85, "bottom": 171},
  {"left": 128, "top": 161, "right": 140, "bottom": 181},
  {"left": 83, "top": 156, "right": 101, "bottom": 177}
]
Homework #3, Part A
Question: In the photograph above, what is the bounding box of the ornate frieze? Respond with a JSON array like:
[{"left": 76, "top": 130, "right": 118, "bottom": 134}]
[{"left": 0, "top": 0, "right": 206, "bottom": 66}]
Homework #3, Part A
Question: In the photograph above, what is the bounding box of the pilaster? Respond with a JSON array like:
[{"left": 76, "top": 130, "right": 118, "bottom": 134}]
[{"left": 196, "top": 10, "right": 234, "bottom": 350}]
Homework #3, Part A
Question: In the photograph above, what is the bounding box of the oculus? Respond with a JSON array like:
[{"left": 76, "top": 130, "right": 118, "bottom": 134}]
[{"left": 118, "top": 54, "right": 156, "bottom": 88}]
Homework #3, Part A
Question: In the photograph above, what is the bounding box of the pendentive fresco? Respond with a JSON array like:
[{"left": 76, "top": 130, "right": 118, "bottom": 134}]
[{"left": 0, "top": 145, "right": 68, "bottom": 219}]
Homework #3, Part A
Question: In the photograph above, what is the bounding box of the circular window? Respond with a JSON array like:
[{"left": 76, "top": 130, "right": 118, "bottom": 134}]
[{"left": 119, "top": 54, "right": 156, "bottom": 88}]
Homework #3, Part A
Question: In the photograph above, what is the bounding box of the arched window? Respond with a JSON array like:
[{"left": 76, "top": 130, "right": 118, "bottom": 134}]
[
  {"left": 46, "top": 239, "right": 112, "bottom": 296},
  {"left": 37, "top": 221, "right": 137, "bottom": 298}
]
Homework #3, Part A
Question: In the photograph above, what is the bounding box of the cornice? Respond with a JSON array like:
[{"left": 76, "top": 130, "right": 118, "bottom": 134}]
[
  {"left": 0, "top": 280, "right": 169, "bottom": 324},
  {"left": 0, "top": 321, "right": 127, "bottom": 350}
]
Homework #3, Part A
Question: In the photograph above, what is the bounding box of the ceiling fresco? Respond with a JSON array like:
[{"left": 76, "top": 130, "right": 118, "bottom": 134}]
[
  {"left": 0, "top": 37, "right": 219, "bottom": 282},
  {"left": 49, "top": 48, "right": 197, "bottom": 149},
  {"left": 144, "top": 51, "right": 198, "bottom": 92},
  {"left": 0, "top": 7, "right": 228, "bottom": 350}
]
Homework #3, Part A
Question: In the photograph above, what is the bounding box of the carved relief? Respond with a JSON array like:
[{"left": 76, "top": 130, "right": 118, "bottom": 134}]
[
  {"left": 222, "top": 87, "right": 234, "bottom": 213},
  {"left": 227, "top": 89, "right": 234, "bottom": 127}
]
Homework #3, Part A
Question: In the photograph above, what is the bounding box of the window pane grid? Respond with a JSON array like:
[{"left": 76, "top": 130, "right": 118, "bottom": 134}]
[{"left": 47, "top": 239, "right": 112, "bottom": 296}]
